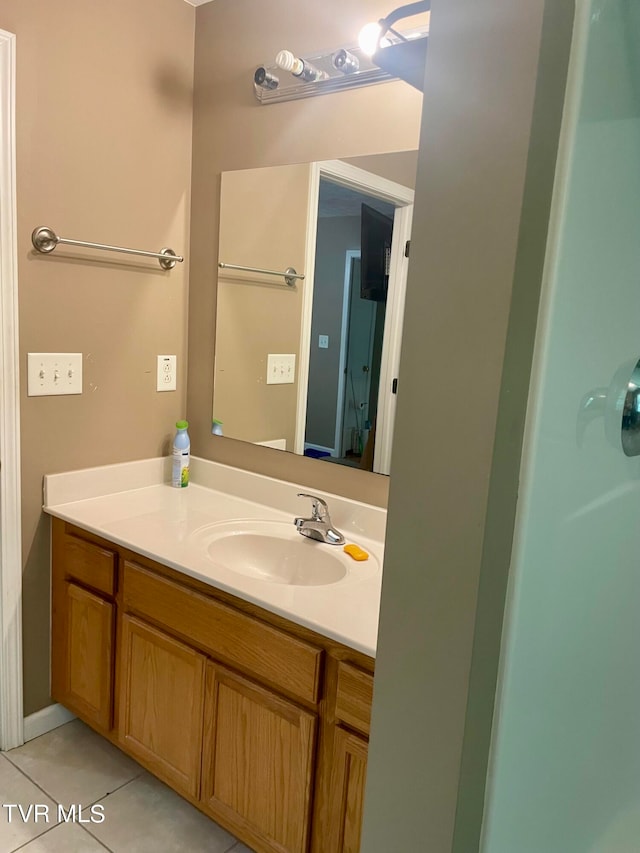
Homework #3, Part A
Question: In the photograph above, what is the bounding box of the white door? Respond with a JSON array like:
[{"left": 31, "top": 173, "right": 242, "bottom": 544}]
[{"left": 483, "top": 3, "right": 640, "bottom": 850}]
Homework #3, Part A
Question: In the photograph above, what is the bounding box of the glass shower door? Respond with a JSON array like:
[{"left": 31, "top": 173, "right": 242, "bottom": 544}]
[{"left": 482, "top": 2, "right": 640, "bottom": 851}]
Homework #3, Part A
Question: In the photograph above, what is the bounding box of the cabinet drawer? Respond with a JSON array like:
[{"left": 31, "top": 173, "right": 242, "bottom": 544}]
[
  {"left": 63, "top": 534, "right": 116, "bottom": 597},
  {"left": 122, "top": 562, "right": 322, "bottom": 704},
  {"left": 335, "top": 662, "right": 374, "bottom": 736}
]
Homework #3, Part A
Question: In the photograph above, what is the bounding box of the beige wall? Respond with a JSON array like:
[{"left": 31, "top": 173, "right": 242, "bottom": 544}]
[
  {"left": 361, "top": 0, "right": 575, "bottom": 851},
  {"left": 187, "top": 0, "right": 424, "bottom": 507},
  {"left": 1, "top": 0, "right": 195, "bottom": 715},
  {"left": 214, "top": 164, "right": 310, "bottom": 449},
  {"left": 342, "top": 151, "right": 419, "bottom": 188}
]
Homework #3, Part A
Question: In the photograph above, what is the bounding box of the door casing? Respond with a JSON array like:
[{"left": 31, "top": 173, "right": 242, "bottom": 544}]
[{"left": 0, "top": 28, "right": 24, "bottom": 750}]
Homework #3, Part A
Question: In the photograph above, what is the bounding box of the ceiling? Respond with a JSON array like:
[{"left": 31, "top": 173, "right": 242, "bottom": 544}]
[{"left": 318, "top": 180, "right": 396, "bottom": 219}]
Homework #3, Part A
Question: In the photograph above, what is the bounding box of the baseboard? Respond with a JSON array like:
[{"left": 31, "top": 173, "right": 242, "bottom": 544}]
[{"left": 23, "top": 703, "right": 76, "bottom": 742}]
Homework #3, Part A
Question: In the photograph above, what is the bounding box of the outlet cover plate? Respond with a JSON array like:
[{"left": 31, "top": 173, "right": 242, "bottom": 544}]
[
  {"left": 157, "top": 355, "right": 177, "bottom": 391},
  {"left": 27, "top": 353, "right": 83, "bottom": 396}
]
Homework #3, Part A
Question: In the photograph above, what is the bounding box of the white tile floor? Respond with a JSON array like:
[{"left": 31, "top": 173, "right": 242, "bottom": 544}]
[{"left": 0, "top": 720, "right": 254, "bottom": 852}]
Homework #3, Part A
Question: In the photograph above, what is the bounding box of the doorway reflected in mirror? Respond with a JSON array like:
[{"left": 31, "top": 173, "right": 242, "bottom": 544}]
[{"left": 212, "top": 152, "right": 416, "bottom": 475}]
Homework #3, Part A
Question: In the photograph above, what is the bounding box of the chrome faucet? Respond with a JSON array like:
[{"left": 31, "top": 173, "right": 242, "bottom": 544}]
[{"left": 294, "top": 493, "right": 345, "bottom": 545}]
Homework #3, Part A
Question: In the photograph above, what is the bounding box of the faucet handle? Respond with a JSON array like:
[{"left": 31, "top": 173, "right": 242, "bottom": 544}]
[{"left": 297, "top": 492, "right": 329, "bottom": 521}]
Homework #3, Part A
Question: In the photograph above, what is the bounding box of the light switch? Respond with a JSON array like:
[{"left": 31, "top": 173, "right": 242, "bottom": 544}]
[
  {"left": 27, "top": 353, "right": 82, "bottom": 396},
  {"left": 267, "top": 353, "right": 296, "bottom": 385},
  {"left": 319, "top": 335, "right": 329, "bottom": 349}
]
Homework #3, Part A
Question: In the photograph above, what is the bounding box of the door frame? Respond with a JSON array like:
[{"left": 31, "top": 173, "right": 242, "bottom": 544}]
[
  {"left": 334, "top": 249, "right": 362, "bottom": 457},
  {"left": 295, "top": 160, "right": 414, "bottom": 466},
  {"left": 373, "top": 202, "right": 413, "bottom": 474},
  {"left": 0, "top": 28, "right": 24, "bottom": 750}
]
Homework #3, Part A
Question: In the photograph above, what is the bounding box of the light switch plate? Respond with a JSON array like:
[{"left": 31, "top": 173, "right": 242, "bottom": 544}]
[
  {"left": 27, "top": 353, "right": 83, "bottom": 396},
  {"left": 267, "top": 353, "right": 296, "bottom": 385},
  {"left": 157, "top": 355, "right": 177, "bottom": 391}
]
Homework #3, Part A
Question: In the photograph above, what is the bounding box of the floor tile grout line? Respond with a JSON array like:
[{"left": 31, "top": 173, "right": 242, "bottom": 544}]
[
  {"left": 9, "top": 820, "right": 63, "bottom": 853},
  {"left": 7, "top": 821, "right": 113, "bottom": 853},
  {"left": 85, "top": 769, "right": 147, "bottom": 808},
  {"left": 86, "top": 772, "right": 146, "bottom": 808},
  {"left": 2, "top": 753, "right": 64, "bottom": 812},
  {"left": 76, "top": 820, "right": 114, "bottom": 853},
  {"left": 4, "top": 745, "right": 145, "bottom": 810},
  {"left": 3, "top": 745, "right": 245, "bottom": 853}
]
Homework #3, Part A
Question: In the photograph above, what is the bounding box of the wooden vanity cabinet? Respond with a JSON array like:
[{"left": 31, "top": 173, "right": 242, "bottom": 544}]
[
  {"left": 51, "top": 519, "right": 375, "bottom": 853},
  {"left": 51, "top": 523, "right": 117, "bottom": 733},
  {"left": 312, "top": 661, "right": 374, "bottom": 853},
  {"left": 325, "top": 727, "right": 369, "bottom": 853},
  {"left": 118, "top": 614, "right": 205, "bottom": 798},
  {"left": 201, "top": 663, "right": 316, "bottom": 853}
]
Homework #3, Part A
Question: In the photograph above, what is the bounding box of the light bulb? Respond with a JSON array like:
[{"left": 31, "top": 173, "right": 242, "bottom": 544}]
[
  {"left": 254, "top": 66, "right": 279, "bottom": 90},
  {"left": 275, "top": 49, "right": 328, "bottom": 82},
  {"left": 332, "top": 49, "right": 360, "bottom": 74},
  {"left": 358, "top": 21, "right": 383, "bottom": 56}
]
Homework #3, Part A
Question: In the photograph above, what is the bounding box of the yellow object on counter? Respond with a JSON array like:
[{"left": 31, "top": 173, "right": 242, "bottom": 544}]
[{"left": 343, "top": 543, "right": 369, "bottom": 561}]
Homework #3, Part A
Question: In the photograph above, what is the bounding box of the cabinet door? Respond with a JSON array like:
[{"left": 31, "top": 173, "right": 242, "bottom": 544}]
[
  {"left": 326, "top": 727, "right": 369, "bottom": 853},
  {"left": 52, "top": 581, "right": 114, "bottom": 731},
  {"left": 118, "top": 615, "right": 205, "bottom": 798},
  {"left": 201, "top": 662, "right": 316, "bottom": 853}
]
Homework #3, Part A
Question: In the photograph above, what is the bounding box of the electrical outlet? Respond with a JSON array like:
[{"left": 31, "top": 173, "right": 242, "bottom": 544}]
[
  {"left": 27, "top": 353, "right": 82, "bottom": 396},
  {"left": 157, "top": 355, "right": 177, "bottom": 391},
  {"left": 266, "top": 353, "right": 296, "bottom": 385},
  {"left": 318, "top": 335, "right": 329, "bottom": 349}
]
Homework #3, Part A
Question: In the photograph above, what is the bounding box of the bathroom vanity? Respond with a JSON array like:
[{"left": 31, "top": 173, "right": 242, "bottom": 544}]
[{"left": 45, "top": 457, "right": 384, "bottom": 853}]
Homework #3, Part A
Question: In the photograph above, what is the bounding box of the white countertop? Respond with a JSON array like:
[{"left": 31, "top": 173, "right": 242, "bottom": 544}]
[{"left": 43, "top": 457, "right": 386, "bottom": 657}]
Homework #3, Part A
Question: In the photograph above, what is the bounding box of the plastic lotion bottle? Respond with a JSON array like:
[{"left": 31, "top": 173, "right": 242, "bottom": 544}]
[{"left": 172, "top": 420, "right": 190, "bottom": 488}]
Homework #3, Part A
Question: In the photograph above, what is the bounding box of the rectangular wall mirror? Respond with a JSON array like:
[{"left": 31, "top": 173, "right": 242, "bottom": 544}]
[{"left": 212, "top": 150, "right": 417, "bottom": 476}]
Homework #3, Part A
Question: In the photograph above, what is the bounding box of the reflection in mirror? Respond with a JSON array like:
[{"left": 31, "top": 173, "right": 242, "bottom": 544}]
[{"left": 213, "top": 151, "right": 417, "bottom": 475}]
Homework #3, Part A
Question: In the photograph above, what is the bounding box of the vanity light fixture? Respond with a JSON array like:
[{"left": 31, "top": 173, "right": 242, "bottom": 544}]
[{"left": 252, "top": 1, "right": 429, "bottom": 104}]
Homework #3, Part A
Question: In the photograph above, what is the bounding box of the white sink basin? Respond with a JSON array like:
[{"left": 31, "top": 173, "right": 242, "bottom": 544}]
[{"left": 189, "top": 519, "right": 377, "bottom": 587}]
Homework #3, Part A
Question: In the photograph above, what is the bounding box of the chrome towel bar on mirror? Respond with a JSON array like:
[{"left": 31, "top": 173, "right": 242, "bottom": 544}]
[
  {"left": 31, "top": 226, "right": 184, "bottom": 270},
  {"left": 218, "top": 262, "right": 304, "bottom": 287}
]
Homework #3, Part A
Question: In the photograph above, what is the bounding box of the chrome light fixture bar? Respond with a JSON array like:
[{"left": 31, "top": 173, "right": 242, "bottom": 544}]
[
  {"left": 253, "top": 27, "right": 427, "bottom": 105},
  {"left": 254, "top": 44, "right": 393, "bottom": 104}
]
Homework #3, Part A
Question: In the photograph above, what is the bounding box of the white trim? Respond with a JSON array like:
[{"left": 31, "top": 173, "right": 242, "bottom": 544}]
[
  {"left": 295, "top": 160, "right": 415, "bottom": 460},
  {"left": 335, "top": 250, "right": 361, "bottom": 456},
  {"left": 316, "top": 159, "right": 414, "bottom": 207},
  {"left": 0, "top": 29, "right": 23, "bottom": 751},
  {"left": 374, "top": 204, "right": 414, "bottom": 475},
  {"left": 294, "top": 163, "right": 321, "bottom": 455},
  {"left": 23, "top": 704, "right": 76, "bottom": 743}
]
